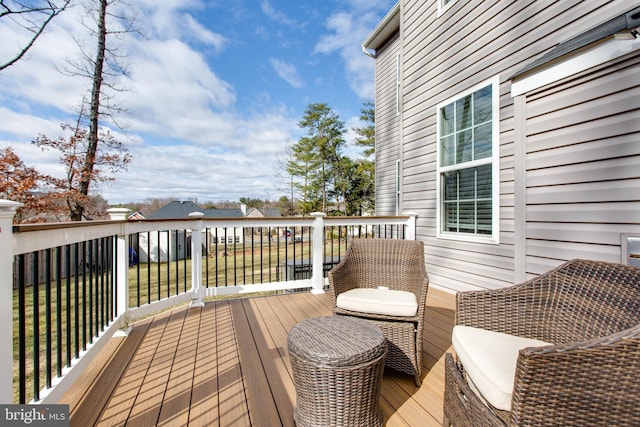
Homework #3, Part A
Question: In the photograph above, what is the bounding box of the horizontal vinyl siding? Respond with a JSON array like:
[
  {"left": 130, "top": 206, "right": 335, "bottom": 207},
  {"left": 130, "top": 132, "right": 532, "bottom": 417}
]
[
  {"left": 524, "top": 52, "right": 640, "bottom": 275},
  {"left": 375, "top": 33, "right": 401, "bottom": 216},
  {"left": 397, "top": 0, "right": 634, "bottom": 292}
]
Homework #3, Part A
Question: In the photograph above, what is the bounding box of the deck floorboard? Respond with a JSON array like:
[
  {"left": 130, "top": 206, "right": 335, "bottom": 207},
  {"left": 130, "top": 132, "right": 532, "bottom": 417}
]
[{"left": 66, "top": 288, "right": 455, "bottom": 426}]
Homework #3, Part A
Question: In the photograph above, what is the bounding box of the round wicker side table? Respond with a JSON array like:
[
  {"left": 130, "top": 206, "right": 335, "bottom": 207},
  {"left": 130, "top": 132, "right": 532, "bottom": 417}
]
[{"left": 288, "top": 315, "right": 387, "bottom": 427}]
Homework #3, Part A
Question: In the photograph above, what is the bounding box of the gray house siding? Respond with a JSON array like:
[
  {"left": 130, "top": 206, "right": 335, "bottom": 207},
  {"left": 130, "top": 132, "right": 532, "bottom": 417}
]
[
  {"left": 368, "top": 0, "right": 640, "bottom": 292},
  {"left": 522, "top": 51, "right": 640, "bottom": 277},
  {"left": 375, "top": 33, "right": 402, "bottom": 216}
]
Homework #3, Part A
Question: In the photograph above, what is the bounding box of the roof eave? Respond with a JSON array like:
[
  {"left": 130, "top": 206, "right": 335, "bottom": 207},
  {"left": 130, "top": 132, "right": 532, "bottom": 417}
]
[
  {"left": 362, "top": 2, "right": 400, "bottom": 58},
  {"left": 511, "top": 5, "right": 640, "bottom": 80}
]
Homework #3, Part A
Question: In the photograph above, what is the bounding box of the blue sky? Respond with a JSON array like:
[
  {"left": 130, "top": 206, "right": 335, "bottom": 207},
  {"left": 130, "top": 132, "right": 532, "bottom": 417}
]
[{"left": 0, "top": 0, "right": 395, "bottom": 204}]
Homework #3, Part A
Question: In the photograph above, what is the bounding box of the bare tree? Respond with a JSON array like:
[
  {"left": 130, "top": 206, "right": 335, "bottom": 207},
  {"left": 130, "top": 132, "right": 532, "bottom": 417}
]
[
  {"left": 58, "top": 0, "right": 138, "bottom": 220},
  {"left": 0, "top": 0, "right": 71, "bottom": 70}
]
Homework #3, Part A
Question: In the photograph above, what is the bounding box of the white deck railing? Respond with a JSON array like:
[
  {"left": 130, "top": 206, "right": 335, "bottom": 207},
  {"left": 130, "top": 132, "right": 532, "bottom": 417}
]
[{"left": 0, "top": 200, "right": 417, "bottom": 404}]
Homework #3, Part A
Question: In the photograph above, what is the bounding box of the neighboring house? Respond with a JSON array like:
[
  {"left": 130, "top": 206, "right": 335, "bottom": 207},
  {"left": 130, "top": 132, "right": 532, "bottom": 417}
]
[
  {"left": 138, "top": 200, "right": 246, "bottom": 262},
  {"left": 363, "top": 1, "right": 640, "bottom": 292},
  {"left": 244, "top": 207, "right": 282, "bottom": 218},
  {"left": 128, "top": 211, "right": 145, "bottom": 220}
]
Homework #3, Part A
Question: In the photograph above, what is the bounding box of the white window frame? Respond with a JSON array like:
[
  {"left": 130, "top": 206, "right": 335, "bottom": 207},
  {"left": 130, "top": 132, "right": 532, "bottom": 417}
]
[
  {"left": 436, "top": 76, "right": 500, "bottom": 244},
  {"left": 438, "top": 0, "right": 459, "bottom": 17}
]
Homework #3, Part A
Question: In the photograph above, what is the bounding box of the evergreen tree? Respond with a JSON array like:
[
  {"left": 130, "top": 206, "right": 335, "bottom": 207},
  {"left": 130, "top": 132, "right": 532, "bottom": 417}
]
[{"left": 289, "top": 103, "right": 346, "bottom": 214}]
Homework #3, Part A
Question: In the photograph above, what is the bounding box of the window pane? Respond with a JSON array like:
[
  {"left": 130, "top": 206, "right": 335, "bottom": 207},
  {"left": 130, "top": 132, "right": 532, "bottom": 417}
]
[
  {"left": 473, "top": 85, "right": 492, "bottom": 124},
  {"left": 441, "top": 135, "right": 455, "bottom": 166},
  {"left": 440, "top": 103, "right": 454, "bottom": 135},
  {"left": 443, "top": 171, "right": 458, "bottom": 200},
  {"left": 458, "top": 168, "right": 475, "bottom": 200},
  {"left": 455, "top": 96, "right": 472, "bottom": 131},
  {"left": 476, "top": 165, "right": 492, "bottom": 199},
  {"left": 441, "top": 165, "right": 492, "bottom": 235},
  {"left": 458, "top": 202, "right": 475, "bottom": 233},
  {"left": 456, "top": 130, "right": 473, "bottom": 163},
  {"left": 444, "top": 201, "right": 458, "bottom": 232},
  {"left": 477, "top": 200, "right": 492, "bottom": 234},
  {"left": 474, "top": 122, "right": 492, "bottom": 160}
]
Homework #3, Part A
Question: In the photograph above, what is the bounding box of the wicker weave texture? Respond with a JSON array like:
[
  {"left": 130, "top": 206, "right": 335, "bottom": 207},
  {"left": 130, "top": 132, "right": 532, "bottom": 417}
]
[
  {"left": 443, "top": 259, "right": 640, "bottom": 427},
  {"left": 328, "top": 238, "right": 428, "bottom": 386},
  {"left": 288, "top": 316, "right": 387, "bottom": 427}
]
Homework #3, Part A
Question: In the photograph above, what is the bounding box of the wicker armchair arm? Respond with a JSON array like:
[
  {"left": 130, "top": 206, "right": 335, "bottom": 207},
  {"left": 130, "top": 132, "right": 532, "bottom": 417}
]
[
  {"left": 328, "top": 258, "right": 358, "bottom": 309},
  {"left": 455, "top": 283, "right": 541, "bottom": 336},
  {"left": 511, "top": 327, "right": 640, "bottom": 425}
]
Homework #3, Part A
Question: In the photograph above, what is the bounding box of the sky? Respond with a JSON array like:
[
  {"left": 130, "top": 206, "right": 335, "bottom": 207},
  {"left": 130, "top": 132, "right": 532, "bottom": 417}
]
[{"left": 0, "top": 0, "right": 395, "bottom": 205}]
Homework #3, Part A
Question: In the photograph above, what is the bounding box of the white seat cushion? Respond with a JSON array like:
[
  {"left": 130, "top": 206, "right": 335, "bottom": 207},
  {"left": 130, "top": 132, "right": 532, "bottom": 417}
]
[
  {"left": 336, "top": 288, "right": 418, "bottom": 317},
  {"left": 452, "top": 325, "right": 552, "bottom": 411}
]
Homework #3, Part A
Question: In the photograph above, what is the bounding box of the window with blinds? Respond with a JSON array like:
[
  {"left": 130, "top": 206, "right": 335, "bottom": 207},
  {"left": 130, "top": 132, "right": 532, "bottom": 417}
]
[{"left": 436, "top": 78, "right": 499, "bottom": 242}]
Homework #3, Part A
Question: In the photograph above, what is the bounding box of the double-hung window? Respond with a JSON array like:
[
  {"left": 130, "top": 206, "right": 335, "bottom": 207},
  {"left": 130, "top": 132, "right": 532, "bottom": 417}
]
[{"left": 436, "top": 77, "right": 499, "bottom": 243}]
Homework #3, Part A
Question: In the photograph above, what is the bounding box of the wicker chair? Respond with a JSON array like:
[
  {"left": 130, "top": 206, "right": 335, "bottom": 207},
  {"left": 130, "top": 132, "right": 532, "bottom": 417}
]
[
  {"left": 328, "top": 238, "right": 428, "bottom": 386},
  {"left": 443, "top": 259, "right": 640, "bottom": 427}
]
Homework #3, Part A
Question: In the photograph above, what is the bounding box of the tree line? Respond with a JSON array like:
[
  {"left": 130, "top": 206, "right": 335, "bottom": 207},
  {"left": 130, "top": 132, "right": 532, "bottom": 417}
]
[{"left": 283, "top": 101, "right": 375, "bottom": 217}]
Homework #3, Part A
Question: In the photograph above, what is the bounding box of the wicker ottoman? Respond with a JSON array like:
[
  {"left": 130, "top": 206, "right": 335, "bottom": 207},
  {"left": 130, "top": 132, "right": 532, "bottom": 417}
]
[{"left": 288, "top": 315, "right": 387, "bottom": 427}]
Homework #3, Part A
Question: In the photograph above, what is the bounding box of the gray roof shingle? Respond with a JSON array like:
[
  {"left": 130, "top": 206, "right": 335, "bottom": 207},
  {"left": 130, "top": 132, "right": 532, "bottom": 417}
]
[{"left": 146, "top": 200, "right": 244, "bottom": 219}]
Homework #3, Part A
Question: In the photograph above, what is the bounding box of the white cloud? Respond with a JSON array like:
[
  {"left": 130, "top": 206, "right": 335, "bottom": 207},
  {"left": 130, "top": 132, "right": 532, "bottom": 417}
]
[
  {"left": 270, "top": 58, "right": 303, "bottom": 88},
  {"left": 314, "top": 4, "right": 394, "bottom": 100},
  {"left": 261, "top": 1, "right": 299, "bottom": 28},
  {"left": 182, "top": 14, "right": 227, "bottom": 51}
]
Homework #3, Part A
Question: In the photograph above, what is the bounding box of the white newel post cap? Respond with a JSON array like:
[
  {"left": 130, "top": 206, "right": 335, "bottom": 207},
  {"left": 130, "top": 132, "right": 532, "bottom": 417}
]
[{"left": 0, "top": 200, "right": 23, "bottom": 216}]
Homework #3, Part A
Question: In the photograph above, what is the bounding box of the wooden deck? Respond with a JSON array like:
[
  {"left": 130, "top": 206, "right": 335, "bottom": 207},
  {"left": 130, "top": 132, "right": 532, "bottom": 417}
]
[{"left": 63, "top": 288, "right": 456, "bottom": 426}]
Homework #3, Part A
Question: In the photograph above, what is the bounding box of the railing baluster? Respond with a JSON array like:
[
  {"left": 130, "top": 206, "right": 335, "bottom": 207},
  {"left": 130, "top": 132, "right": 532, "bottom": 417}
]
[
  {"left": 183, "top": 230, "right": 188, "bottom": 293},
  {"left": 45, "top": 248, "right": 52, "bottom": 389},
  {"left": 31, "top": 252, "right": 40, "bottom": 403},
  {"left": 166, "top": 230, "right": 170, "bottom": 298},
  {"left": 204, "top": 228, "right": 209, "bottom": 289},
  {"left": 174, "top": 231, "right": 179, "bottom": 293},
  {"left": 233, "top": 228, "right": 237, "bottom": 286},
  {"left": 250, "top": 227, "right": 255, "bottom": 284},
  {"left": 135, "top": 234, "right": 141, "bottom": 308},
  {"left": 81, "top": 241, "right": 87, "bottom": 351},
  {"left": 110, "top": 237, "right": 115, "bottom": 320},
  {"left": 56, "top": 246, "right": 62, "bottom": 378},
  {"left": 242, "top": 228, "right": 247, "bottom": 285},
  {"left": 17, "top": 254, "right": 26, "bottom": 404},
  {"left": 74, "top": 243, "right": 80, "bottom": 359},
  {"left": 260, "top": 227, "right": 264, "bottom": 283},
  {"left": 66, "top": 245, "right": 72, "bottom": 367},
  {"left": 155, "top": 231, "right": 160, "bottom": 302}
]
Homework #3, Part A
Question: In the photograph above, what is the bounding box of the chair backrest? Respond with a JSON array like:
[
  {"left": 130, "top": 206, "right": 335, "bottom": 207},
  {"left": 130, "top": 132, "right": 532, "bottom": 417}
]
[
  {"left": 527, "top": 259, "right": 640, "bottom": 344},
  {"left": 343, "top": 239, "right": 426, "bottom": 294}
]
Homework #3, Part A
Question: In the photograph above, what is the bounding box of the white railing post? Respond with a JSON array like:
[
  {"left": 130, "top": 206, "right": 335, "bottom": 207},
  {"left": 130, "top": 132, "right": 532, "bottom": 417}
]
[
  {"left": 189, "top": 212, "right": 205, "bottom": 307},
  {"left": 0, "top": 200, "right": 22, "bottom": 403},
  {"left": 107, "top": 208, "right": 130, "bottom": 328},
  {"left": 310, "top": 212, "right": 326, "bottom": 294},
  {"left": 403, "top": 212, "right": 418, "bottom": 240}
]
